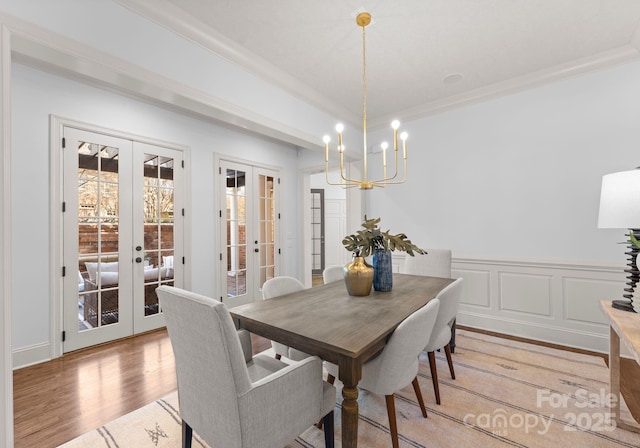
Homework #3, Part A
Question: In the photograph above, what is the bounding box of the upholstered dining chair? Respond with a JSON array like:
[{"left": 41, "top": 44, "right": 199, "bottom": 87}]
[
  {"left": 325, "top": 298, "right": 441, "bottom": 448},
  {"left": 262, "top": 276, "right": 310, "bottom": 361},
  {"left": 322, "top": 266, "right": 344, "bottom": 284},
  {"left": 157, "top": 286, "right": 336, "bottom": 448},
  {"left": 402, "top": 249, "right": 452, "bottom": 278},
  {"left": 402, "top": 249, "right": 458, "bottom": 352},
  {"left": 423, "top": 277, "right": 464, "bottom": 405}
]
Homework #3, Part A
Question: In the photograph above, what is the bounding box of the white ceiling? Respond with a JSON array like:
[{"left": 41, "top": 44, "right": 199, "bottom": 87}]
[{"left": 117, "top": 0, "right": 640, "bottom": 129}]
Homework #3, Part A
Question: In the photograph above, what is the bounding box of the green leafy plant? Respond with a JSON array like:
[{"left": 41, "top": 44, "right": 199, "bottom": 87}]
[{"left": 342, "top": 215, "right": 426, "bottom": 257}]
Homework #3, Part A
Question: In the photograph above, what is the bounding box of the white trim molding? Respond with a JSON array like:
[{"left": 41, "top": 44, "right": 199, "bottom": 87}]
[
  {"left": 1, "top": 23, "right": 13, "bottom": 448},
  {"left": 393, "top": 254, "right": 624, "bottom": 353},
  {"left": 1, "top": 11, "right": 321, "bottom": 152}
]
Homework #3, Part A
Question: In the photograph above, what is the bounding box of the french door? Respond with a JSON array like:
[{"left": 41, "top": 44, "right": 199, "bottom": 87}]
[
  {"left": 219, "top": 160, "right": 280, "bottom": 307},
  {"left": 62, "top": 127, "right": 184, "bottom": 352}
]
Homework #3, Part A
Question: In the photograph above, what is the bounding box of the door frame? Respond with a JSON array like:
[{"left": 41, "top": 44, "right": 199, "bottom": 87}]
[
  {"left": 214, "top": 153, "right": 281, "bottom": 305},
  {"left": 299, "top": 165, "right": 362, "bottom": 288},
  {"left": 50, "top": 115, "right": 192, "bottom": 358}
]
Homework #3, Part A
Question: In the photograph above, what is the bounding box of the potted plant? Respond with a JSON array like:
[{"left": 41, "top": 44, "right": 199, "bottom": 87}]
[{"left": 342, "top": 216, "right": 425, "bottom": 294}]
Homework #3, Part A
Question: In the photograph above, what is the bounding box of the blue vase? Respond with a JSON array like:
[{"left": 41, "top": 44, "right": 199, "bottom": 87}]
[{"left": 373, "top": 249, "right": 393, "bottom": 292}]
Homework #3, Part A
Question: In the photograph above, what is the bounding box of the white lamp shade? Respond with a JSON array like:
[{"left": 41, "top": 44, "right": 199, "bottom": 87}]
[{"left": 598, "top": 169, "right": 640, "bottom": 228}]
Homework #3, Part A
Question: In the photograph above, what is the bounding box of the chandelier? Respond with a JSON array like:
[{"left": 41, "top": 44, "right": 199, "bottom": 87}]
[{"left": 323, "top": 12, "right": 408, "bottom": 190}]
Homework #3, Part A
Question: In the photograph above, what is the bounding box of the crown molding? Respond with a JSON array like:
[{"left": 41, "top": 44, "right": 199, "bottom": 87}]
[
  {"left": 369, "top": 45, "right": 640, "bottom": 129},
  {"left": 0, "top": 11, "right": 324, "bottom": 152},
  {"left": 116, "top": 1, "right": 640, "bottom": 132},
  {"left": 114, "top": 0, "right": 359, "bottom": 127}
]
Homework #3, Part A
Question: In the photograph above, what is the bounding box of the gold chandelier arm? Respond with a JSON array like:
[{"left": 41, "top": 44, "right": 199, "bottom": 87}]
[{"left": 374, "top": 158, "right": 408, "bottom": 186}]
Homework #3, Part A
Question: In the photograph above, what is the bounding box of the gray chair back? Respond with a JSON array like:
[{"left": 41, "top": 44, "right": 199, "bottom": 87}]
[
  {"left": 403, "top": 249, "right": 452, "bottom": 278},
  {"left": 157, "top": 286, "right": 250, "bottom": 448},
  {"left": 322, "top": 266, "right": 344, "bottom": 284},
  {"left": 359, "top": 298, "right": 440, "bottom": 395},
  {"left": 425, "top": 278, "right": 463, "bottom": 349},
  {"left": 262, "top": 276, "right": 305, "bottom": 299}
]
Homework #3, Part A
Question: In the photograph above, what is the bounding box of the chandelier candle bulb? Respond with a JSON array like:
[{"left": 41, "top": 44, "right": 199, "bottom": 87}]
[
  {"left": 381, "top": 142, "right": 388, "bottom": 167},
  {"left": 323, "top": 135, "right": 330, "bottom": 162},
  {"left": 401, "top": 132, "right": 408, "bottom": 159},
  {"left": 392, "top": 120, "right": 400, "bottom": 151}
]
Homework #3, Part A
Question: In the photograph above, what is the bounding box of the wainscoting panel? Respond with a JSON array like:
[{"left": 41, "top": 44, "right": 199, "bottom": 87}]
[
  {"left": 395, "top": 254, "right": 626, "bottom": 353},
  {"left": 498, "top": 272, "right": 552, "bottom": 316},
  {"left": 563, "top": 277, "right": 621, "bottom": 326},
  {"left": 452, "top": 269, "right": 491, "bottom": 308},
  {"left": 453, "top": 257, "right": 625, "bottom": 353}
]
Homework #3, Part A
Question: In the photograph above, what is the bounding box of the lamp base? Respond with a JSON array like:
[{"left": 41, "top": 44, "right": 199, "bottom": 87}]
[{"left": 612, "top": 299, "right": 635, "bottom": 312}]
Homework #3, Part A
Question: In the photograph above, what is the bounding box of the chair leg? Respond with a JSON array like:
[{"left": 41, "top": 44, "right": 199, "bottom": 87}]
[
  {"left": 385, "top": 395, "right": 400, "bottom": 448},
  {"left": 427, "top": 351, "right": 441, "bottom": 405},
  {"left": 444, "top": 344, "right": 456, "bottom": 379},
  {"left": 182, "top": 420, "right": 193, "bottom": 448},
  {"left": 323, "top": 410, "right": 335, "bottom": 448},
  {"left": 411, "top": 376, "right": 428, "bottom": 418}
]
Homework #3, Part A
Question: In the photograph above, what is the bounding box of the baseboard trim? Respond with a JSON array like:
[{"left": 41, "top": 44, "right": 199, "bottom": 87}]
[
  {"left": 457, "top": 311, "right": 609, "bottom": 354},
  {"left": 13, "top": 342, "right": 51, "bottom": 370},
  {"left": 457, "top": 324, "right": 608, "bottom": 362}
]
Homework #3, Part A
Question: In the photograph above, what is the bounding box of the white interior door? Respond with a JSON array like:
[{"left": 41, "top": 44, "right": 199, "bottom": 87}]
[
  {"left": 219, "top": 160, "right": 279, "bottom": 307},
  {"left": 62, "top": 127, "right": 184, "bottom": 352},
  {"left": 132, "top": 142, "right": 184, "bottom": 333}
]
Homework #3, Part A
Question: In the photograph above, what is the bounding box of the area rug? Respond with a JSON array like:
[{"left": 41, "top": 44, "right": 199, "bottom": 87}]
[{"left": 58, "top": 330, "right": 640, "bottom": 447}]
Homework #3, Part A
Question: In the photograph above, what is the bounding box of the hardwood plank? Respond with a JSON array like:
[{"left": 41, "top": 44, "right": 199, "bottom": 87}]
[{"left": 13, "top": 330, "right": 176, "bottom": 448}]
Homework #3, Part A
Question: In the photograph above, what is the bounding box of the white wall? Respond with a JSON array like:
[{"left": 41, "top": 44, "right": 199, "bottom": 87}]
[
  {"left": 364, "top": 60, "right": 640, "bottom": 352},
  {"left": 365, "top": 60, "right": 640, "bottom": 263},
  {"left": 11, "top": 63, "right": 302, "bottom": 358}
]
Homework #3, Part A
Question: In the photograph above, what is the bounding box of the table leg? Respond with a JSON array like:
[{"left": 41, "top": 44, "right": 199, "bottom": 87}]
[
  {"left": 339, "top": 359, "right": 362, "bottom": 448},
  {"left": 610, "top": 325, "right": 620, "bottom": 425}
]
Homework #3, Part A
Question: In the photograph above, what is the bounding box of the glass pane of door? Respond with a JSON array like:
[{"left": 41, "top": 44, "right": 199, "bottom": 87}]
[
  {"left": 257, "top": 173, "right": 275, "bottom": 288},
  {"left": 310, "top": 189, "right": 325, "bottom": 275},
  {"left": 77, "top": 142, "right": 121, "bottom": 330},
  {"left": 226, "top": 168, "right": 248, "bottom": 299},
  {"left": 142, "top": 154, "right": 175, "bottom": 316}
]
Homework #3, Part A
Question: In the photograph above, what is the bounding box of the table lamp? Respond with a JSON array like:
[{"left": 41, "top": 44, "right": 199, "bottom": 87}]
[{"left": 598, "top": 168, "right": 640, "bottom": 312}]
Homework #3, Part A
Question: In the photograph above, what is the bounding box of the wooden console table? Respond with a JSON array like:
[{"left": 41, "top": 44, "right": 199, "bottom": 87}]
[{"left": 600, "top": 300, "right": 640, "bottom": 432}]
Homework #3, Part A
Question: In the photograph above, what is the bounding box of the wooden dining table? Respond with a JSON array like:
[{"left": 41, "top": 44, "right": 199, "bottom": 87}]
[{"left": 230, "top": 273, "right": 454, "bottom": 448}]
